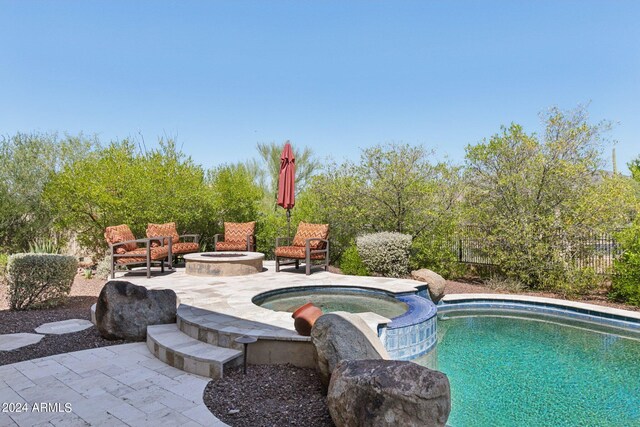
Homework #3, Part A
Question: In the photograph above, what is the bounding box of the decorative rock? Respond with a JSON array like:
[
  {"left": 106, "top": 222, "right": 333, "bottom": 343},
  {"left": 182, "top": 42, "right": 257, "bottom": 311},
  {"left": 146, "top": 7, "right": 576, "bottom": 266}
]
[
  {"left": 327, "top": 359, "right": 451, "bottom": 427},
  {"left": 411, "top": 269, "right": 447, "bottom": 303},
  {"left": 310, "top": 312, "right": 389, "bottom": 387},
  {"left": 95, "top": 280, "right": 177, "bottom": 341},
  {"left": 35, "top": 319, "right": 93, "bottom": 335},
  {"left": 0, "top": 333, "right": 44, "bottom": 351}
]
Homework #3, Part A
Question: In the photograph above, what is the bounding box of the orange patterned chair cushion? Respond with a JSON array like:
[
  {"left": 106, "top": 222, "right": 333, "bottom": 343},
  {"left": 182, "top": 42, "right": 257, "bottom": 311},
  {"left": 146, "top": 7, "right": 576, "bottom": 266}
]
[
  {"left": 292, "top": 222, "right": 329, "bottom": 249},
  {"left": 115, "top": 246, "right": 169, "bottom": 264},
  {"left": 224, "top": 221, "right": 256, "bottom": 243},
  {"left": 275, "top": 246, "right": 326, "bottom": 260},
  {"left": 172, "top": 242, "right": 200, "bottom": 255},
  {"left": 105, "top": 225, "right": 138, "bottom": 254},
  {"left": 146, "top": 222, "right": 180, "bottom": 246},
  {"left": 216, "top": 241, "right": 251, "bottom": 251}
]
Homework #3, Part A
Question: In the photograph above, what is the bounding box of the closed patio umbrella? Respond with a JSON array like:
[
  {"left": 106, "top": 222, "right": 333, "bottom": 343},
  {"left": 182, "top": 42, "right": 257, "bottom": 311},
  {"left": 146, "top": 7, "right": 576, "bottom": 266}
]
[{"left": 277, "top": 141, "right": 295, "bottom": 238}]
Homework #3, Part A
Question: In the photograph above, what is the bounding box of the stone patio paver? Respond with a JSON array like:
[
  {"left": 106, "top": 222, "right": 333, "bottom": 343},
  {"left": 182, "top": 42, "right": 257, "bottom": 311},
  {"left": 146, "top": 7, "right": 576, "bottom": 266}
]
[
  {"left": 0, "top": 333, "right": 44, "bottom": 351},
  {"left": 0, "top": 343, "right": 227, "bottom": 427},
  {"left": 34, "top": 319, "right": 93, "bottom": 335},
  {"left": 117, "top": 260, "right": 420, "bottom": 341}
]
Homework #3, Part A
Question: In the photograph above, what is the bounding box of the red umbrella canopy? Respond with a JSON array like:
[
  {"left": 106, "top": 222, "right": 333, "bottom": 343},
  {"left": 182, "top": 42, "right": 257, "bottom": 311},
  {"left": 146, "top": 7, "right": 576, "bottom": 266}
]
[{"left": 277, "top": 142, "right": 296, "bottom": 210}]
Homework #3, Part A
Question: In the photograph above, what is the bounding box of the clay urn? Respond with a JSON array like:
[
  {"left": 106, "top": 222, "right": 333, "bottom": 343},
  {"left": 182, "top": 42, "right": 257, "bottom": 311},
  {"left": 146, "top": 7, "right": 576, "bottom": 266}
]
[{"left": 292, "top": 302, "right": 323, "bottom": 336}]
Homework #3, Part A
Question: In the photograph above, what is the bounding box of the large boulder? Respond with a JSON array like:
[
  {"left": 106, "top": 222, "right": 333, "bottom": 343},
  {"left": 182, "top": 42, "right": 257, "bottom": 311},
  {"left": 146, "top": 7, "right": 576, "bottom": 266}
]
[
  {"left": 310, "top": 312, "right": 389, "bottom": 387},
  {"left": 411, "top": 269, "right": 446, "bottom": 303},
  {"left": 328, "top": 359, "right": 451, "bottom": 427},
  {"left": 96, "top": 280, "right": 177, "bottom": 340}
]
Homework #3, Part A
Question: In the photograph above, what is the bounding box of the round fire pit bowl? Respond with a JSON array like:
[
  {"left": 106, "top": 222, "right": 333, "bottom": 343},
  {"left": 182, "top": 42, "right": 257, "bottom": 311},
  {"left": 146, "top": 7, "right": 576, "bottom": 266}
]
[{"left": 184, "top": 252, "right": 264, "bottom": 277}]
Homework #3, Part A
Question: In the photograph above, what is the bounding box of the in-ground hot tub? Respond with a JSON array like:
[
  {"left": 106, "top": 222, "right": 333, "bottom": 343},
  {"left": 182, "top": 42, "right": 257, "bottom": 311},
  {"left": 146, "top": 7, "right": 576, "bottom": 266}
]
[
  {"left": 253, "top": 286, "right": 438, "bottom": 360},
  {"left": 184, "top": 252, "right": 264, "bottom": 276},
  {"left": 254, "top": 287, "right": 409, "bottom": 319}
]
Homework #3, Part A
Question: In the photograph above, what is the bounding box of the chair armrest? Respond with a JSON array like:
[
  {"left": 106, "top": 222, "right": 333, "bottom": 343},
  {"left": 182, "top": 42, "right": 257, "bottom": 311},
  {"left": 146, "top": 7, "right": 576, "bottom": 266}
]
[
  {"left": 111, "top": 238, "right": 151, "bottom": 257},
  {"left": 148, "top": 236, "right": 172, "bottom": 247},
  {"left": 180, "top": 234, "right": 200, "bottom": 243},
  {"left": 110, "top": 238, "right": 151, "bottom": 250},
  {"left": 305, "top": 238, "right": 329, "bottom": 251},
  {"left": 276, "top": 237, "right": 292, "bottom": 247}
]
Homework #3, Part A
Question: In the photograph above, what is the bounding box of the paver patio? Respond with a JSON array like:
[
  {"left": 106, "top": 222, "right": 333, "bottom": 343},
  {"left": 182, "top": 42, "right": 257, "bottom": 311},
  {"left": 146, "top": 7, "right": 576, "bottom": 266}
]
[{"left": 0, "top": 343, "right": 226, "bottom": 427}]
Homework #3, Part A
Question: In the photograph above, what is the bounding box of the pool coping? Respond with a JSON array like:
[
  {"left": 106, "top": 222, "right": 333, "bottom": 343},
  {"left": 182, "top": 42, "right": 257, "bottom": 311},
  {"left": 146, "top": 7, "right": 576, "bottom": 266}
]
[
  {"left": 439, "top": 293, "right": 640, "bottom": 334},
  {"left": 441, "top": 294, "right": 640, "bottom": 321}
]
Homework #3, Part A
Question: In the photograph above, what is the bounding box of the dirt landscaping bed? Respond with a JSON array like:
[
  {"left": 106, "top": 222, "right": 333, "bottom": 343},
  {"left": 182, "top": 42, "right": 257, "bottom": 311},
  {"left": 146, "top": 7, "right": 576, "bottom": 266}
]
[
  {"left": 204, "top": 364, "right": 334, "bottom": 427},
  {"left": 0, "top": 275, "right": 133, "bottom": 366}
]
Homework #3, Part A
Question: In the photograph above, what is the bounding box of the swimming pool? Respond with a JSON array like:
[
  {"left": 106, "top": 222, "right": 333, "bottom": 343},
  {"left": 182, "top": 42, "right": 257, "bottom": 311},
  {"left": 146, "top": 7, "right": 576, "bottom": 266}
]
[{"left": 423, "top": 305, "right": 640, "bottom": 426}]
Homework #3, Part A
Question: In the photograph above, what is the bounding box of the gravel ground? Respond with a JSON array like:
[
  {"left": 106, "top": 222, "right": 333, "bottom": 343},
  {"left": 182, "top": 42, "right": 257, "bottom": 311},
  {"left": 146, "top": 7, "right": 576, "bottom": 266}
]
[
  {"left": 0, "top": 275, "right": 132, "bottom": 366},
  {"left": 204, "top": 364, "right": 334, "bottom": 427}
]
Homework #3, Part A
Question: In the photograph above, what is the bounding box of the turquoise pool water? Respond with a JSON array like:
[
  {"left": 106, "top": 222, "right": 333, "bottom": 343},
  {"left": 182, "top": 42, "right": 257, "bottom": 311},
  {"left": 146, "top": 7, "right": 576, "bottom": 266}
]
[{"left": 425, "top": 315, "right": 640, "bottom": 427}]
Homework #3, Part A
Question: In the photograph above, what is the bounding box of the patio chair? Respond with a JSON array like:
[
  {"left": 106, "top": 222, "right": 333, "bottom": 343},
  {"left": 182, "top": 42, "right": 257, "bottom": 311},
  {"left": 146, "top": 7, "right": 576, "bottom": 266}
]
[
  {"left": 214, "top": 221, "right": 256, "bottom": 252},
  {"left": 275, "top": 222, "right": 329, "bottom": 275},
  {"left": 104, "top": 224, "right": 172, "bottom": 279},
  {"left": 146, "top": 222, "right": 200, "bottom": 263}
]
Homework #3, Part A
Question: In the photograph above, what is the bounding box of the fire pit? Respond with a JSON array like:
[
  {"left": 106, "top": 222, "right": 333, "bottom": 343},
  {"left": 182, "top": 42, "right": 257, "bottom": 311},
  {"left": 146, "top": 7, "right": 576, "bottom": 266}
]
[
  {"left": 201, "top": 253, "right": 247, "bottom": 258},
  {"left": 184, "top": 252, "right": 264, "bottom": 277}
]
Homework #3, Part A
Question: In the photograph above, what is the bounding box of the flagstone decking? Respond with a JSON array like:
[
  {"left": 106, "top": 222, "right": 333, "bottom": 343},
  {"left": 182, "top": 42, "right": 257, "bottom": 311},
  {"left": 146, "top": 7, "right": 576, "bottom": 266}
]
[
  {"left": 0, "top": 261, "right": 428, "bottom": 426},
  {"left": 113, "top": 260, "right": 424, "bottom": 375}
]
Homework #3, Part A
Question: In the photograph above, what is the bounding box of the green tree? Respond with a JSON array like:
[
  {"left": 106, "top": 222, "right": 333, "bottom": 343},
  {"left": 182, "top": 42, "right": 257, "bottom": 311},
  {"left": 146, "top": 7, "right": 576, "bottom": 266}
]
[
  {"left": 44, "top": 139, "right": 215, "bottom": 255},
  {"left": 245, "top": 141, "right": 320, "bottom": 202},
  {"left": 610, "top": 158, "right": 640, "bottom": 305},
  {"left": 0, "top": 132, "right": 95, "bottom": 252},
  {"left": 611, "top": 221, "right": 640, "bottom": 306},
  {"left": 300, "top": 143, "right": 464, "bottom": 268},
  {"left": 464, "top": 106, "right": 637, "bottom": 290},
  {"left": 207, "top": 163, "right": 263, "bottom": 229},
  {"left": 629, "top": 156, "right": 640, "bottom": 182}
]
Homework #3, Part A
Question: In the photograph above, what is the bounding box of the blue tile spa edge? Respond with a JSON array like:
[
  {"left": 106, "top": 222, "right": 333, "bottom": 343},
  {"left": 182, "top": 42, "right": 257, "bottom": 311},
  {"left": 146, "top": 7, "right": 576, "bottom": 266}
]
[{"left": 251, "top": 284, "right": 440, "bottom": 362}]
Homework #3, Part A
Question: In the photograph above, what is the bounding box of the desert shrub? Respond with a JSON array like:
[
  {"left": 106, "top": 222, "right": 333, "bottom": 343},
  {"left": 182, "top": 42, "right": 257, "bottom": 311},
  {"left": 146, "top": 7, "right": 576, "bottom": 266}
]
[
  {"left": 339, "top": 244, "right": 370, "bottom": 276},
  {"left": 555, "top": 267, "right": 603, "bottom": 298},
  {"left": 610, "top": 223, "right": 640, "bottom": 306},
  {"left": 28, "top": 237, "right": 62, "bottom": 254},
  {"left": 356, "top": 232, "right": 412, "bottom": 277},
  {"left": 0, "top": 253, "right": 7, "bottom": 273},
  {"left": 6, "top": 253, "right": 77, "bottom": 310},
  {"left": 485, "top": 275, "right": 527, "bottom": 292},
  {"left": 411, "top": 229, "right": 468, "bottom": 279},
  {"left": 255, "top": 209, "right": 289, "bottom": 260},
  {"left": 95, "top": 255, "right": 112, "bottom": 280},
  {"left": 0, "top": 253, "right": 8, "bottom": 285}
]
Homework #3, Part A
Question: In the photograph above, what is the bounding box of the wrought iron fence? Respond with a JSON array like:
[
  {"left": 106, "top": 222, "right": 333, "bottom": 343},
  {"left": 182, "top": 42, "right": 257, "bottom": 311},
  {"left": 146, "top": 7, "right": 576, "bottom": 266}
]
[{"left": 449, "top": 226, "right": 622, "bottom": 274}]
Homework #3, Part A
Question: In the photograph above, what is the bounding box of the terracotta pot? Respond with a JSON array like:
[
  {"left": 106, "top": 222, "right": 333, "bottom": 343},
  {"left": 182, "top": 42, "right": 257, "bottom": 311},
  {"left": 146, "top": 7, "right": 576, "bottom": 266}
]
[{"left": 292, "top": 302, "right": 323, "bottom": 336}]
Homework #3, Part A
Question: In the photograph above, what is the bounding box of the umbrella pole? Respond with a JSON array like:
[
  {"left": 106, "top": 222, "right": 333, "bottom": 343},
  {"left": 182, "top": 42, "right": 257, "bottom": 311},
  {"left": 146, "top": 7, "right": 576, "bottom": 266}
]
[{"left": 286, "top": 209, "right": 291, "bottom": 240}]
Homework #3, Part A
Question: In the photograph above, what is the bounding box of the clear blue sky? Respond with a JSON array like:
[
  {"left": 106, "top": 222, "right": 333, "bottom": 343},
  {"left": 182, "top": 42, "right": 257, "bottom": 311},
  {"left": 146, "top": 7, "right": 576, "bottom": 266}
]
[{"left": 1, "top": 1, "right": 638, "bottom": 171}]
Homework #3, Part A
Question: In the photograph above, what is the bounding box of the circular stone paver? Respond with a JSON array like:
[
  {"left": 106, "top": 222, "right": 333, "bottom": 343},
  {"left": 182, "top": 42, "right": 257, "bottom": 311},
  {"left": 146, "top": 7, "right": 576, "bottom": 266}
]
[
  {"left": 0, "top": 333, "right": 44, "bottom": 351},
  {"left": 34, "top": 319, "right": 94, "bottom": 335}
]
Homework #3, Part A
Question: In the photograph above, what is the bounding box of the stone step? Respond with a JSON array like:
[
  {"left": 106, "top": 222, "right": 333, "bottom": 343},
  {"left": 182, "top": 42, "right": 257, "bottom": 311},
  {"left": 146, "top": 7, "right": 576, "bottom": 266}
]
[
  {"left": 146, "top": 323, "right": 242, "bottom": 379},
  {"left": 177, "top": 305, "right": 308, "bottom": 351}
]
